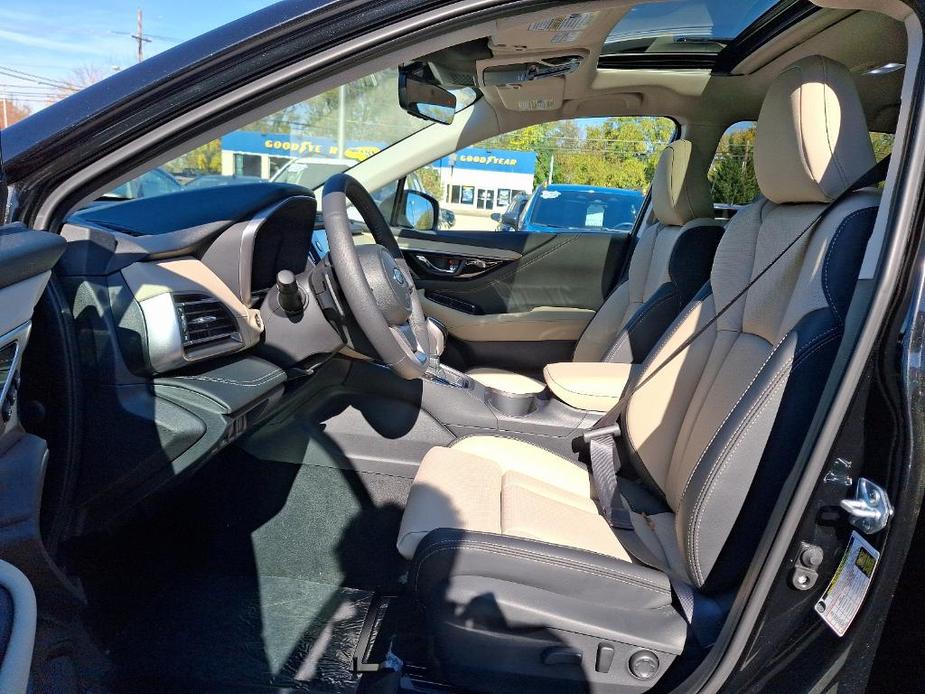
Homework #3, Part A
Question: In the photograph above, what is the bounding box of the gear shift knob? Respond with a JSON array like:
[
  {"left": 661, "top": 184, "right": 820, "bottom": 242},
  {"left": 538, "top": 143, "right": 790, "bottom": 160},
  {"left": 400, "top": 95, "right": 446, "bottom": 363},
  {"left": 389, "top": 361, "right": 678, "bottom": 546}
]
[{"left": 426, "top": 317, "right": 447, "bottom": 358}]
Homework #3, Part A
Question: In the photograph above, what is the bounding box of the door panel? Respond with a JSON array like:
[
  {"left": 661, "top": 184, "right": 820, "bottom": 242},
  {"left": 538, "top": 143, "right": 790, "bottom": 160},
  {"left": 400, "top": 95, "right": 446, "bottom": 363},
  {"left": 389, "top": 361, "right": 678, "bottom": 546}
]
[
  {"left": 397, "top": 228, "right": 631, "bottom": 372},
  {"left": 0, "top": 225, "right": 67, "bottom": 694},
  {"left": 0, "top": 560, "right": 36, "bottom": 694}
]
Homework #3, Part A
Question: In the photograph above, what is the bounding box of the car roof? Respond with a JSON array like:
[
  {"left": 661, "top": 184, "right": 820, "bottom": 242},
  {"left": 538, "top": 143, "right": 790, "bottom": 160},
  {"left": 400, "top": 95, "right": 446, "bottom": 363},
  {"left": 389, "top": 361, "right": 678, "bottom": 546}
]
[{"left": 542, "top": 184, "right": 643, "bottom": 196}]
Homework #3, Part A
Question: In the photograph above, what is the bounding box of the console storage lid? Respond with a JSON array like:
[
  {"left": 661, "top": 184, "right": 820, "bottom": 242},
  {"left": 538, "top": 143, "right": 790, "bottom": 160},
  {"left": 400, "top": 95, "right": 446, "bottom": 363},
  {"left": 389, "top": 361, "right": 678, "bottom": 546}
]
[{"left": 542, "top": 362, "right": 634, "bottom": 412}]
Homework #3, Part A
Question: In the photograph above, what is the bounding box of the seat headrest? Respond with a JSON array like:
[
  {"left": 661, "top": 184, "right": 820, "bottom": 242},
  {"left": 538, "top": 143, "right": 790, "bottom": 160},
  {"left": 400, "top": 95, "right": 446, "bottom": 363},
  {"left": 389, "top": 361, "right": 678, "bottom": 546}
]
[
  {"left": 755, "top": 55, "right": 876, "bottom": 205},
  {"left": 651, "top": 139, "right": 714, "bottom": 227}
]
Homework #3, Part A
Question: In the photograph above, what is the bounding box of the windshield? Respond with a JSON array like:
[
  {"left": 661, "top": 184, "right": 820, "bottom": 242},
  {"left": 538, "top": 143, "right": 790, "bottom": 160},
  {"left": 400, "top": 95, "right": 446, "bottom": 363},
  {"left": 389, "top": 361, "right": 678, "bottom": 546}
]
[
  {"left": 100, "top": 67, "right": 477, "bottom": 200},
  {"left": 528, "top": 188, "right": 643, "bottom": 231}
]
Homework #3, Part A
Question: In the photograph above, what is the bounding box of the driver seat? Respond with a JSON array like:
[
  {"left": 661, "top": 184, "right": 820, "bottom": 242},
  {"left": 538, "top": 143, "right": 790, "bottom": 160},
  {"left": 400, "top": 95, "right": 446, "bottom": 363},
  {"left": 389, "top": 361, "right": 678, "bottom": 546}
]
[
  {"left": 397, "top": 56, "right": 881, "bottom": 693},
  {"left": 467, "top": 139, "right": 724, "bottom": 397}
]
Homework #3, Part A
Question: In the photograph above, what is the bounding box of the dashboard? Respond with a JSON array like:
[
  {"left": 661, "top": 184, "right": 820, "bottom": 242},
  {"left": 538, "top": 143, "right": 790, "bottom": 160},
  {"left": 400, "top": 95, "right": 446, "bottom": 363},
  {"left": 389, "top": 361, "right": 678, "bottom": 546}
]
[{"left": 60, "top": 183, "right": 346, "bottom": 529}]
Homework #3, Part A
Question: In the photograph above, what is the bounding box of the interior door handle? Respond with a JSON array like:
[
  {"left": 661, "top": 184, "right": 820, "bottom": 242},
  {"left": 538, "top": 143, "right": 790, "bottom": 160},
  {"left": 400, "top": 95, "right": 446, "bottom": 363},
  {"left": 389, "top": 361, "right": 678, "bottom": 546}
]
[{"left": 414, "top": 254, "right": 461, "bottom": 276}]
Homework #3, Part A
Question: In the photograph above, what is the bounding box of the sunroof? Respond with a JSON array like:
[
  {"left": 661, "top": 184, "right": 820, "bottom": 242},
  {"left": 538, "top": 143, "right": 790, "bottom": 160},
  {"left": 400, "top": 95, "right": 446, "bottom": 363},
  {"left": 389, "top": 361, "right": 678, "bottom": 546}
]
[{"left": 603, "top": 0, "right": 779, "bottom": 55}]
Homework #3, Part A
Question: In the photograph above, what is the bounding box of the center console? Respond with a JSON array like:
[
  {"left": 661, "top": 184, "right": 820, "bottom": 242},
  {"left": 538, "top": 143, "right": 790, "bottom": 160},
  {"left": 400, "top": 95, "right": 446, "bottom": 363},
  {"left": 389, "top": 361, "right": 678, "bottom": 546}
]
[{"left": 350, "top": 358, "right": 600, "bottom": 460}]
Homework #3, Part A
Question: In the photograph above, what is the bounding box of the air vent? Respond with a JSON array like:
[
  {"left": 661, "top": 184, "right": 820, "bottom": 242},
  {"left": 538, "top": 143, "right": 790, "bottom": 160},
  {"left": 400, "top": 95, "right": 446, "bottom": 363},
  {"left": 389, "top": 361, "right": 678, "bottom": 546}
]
[{"left": 173, "top": 293, "right": 240, "bottom": 350}]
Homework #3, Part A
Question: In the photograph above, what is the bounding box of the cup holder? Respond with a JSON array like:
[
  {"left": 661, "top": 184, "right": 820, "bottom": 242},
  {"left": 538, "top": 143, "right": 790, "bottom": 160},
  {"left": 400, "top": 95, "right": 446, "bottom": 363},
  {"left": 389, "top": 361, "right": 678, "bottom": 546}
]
[{"left": 486, "top": 387, "right": 540, "bottom": 417}]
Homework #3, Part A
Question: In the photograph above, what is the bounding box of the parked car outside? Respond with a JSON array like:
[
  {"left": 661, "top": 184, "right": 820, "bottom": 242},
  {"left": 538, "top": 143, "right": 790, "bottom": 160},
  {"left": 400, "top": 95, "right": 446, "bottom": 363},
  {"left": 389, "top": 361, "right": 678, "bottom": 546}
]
[
  {"left": 184, "top": 174, "right": 263, "bottom": 189},
  {"left": 494, "top": 183, "right": 644, "bottom": 233},
  {"left": 106, "top": 168, "right": 183, "bottom": 200},
  {"left": 270, "top": 157, "right": 354, "bottom": 189}
]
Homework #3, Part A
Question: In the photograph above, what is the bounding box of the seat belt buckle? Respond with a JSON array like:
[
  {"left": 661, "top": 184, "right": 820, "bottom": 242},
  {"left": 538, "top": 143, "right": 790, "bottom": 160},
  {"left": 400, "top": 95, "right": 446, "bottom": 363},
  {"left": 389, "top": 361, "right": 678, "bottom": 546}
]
[{"left": 582, "top": 423, "right": 621, "bottom": 444}]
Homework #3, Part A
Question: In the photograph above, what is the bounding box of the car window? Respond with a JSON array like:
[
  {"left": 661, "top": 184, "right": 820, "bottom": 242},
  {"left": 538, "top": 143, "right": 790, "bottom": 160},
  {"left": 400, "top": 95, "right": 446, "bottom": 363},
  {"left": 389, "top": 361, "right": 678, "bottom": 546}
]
[
  {"left": 403, "top": 116, "right": 675, "bottom": 232},
  {"left": 98, "top": 67, "right": 477, "bottom": 201},
  {"left": 709, "top": 121, "right": 758, "bottom": 218}
]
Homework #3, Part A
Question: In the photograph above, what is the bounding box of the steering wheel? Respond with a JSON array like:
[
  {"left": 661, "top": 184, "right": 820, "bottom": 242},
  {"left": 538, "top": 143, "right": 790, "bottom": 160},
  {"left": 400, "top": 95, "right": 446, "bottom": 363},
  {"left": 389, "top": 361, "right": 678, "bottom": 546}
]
[{"left": 322, "top": 173, "right": 430, "bottom": 379}]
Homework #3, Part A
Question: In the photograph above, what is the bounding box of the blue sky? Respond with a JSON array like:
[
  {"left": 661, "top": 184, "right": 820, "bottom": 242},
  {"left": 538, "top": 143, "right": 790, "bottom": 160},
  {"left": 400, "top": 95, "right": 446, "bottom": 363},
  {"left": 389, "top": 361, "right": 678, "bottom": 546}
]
[{"left": 0, "top": 1, "right": 276, "bottom": 110}]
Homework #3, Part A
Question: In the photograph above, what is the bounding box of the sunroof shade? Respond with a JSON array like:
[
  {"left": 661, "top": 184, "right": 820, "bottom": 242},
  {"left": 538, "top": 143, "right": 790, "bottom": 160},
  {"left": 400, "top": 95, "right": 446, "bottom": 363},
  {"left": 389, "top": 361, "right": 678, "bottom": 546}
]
[{"left": 603, "top": 0, "right": 779, "bottom": 55}]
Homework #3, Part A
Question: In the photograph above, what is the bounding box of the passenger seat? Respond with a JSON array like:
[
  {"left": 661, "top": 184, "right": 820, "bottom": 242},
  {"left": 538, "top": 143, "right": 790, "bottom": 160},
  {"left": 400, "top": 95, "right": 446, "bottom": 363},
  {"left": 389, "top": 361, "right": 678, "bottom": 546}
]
[{"left": 468, "top": 139, "right": 724, "bottom": 406}]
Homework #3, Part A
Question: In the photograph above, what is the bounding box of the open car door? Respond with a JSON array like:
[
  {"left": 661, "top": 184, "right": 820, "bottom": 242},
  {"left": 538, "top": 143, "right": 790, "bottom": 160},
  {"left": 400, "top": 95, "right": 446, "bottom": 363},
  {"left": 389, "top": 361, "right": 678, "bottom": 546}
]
[
  {"left": 0, "top": 559, "right": 37, "bottom": 694},
  {"left": 0, "top": 223, "right": 66, "bottom": 693}
]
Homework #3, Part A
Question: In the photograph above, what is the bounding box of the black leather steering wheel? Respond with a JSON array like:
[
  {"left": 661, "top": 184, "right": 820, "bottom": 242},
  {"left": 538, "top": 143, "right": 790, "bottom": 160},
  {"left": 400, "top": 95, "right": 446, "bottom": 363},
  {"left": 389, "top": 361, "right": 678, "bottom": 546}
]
[{"left": 322, "top": 173, "right": 430, "bottom": 379}]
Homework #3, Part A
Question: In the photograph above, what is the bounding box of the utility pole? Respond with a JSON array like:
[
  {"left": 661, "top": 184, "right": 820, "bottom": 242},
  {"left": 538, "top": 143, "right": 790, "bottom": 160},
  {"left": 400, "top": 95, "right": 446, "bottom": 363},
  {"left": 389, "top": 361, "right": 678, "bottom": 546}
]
[
  {"left": 132, "top": 9, "right": 151, "bottom": 63},
  {"left": 1, "top": 97, "right": 7, "bottom": 130},
  {"left": 336, "top": 84, "right": 346, "bottom": 160}
]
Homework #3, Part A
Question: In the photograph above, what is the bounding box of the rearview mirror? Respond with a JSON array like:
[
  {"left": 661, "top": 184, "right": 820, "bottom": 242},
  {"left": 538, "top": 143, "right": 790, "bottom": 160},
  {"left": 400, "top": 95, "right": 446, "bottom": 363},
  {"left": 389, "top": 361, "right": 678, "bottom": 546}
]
[{"left": 399, "top": 65, "right": 456, "bottom": 125}]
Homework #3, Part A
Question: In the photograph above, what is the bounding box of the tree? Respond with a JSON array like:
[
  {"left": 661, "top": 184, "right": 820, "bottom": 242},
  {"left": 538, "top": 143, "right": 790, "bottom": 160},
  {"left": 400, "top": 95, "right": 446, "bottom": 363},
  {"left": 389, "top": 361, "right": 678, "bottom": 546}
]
[
  {"left": 0, "top": 100, "right": 30, "bottom": 128},
  {"left": 416, "top": 166, "right": 443, "bottom": 199},
  {"left": 870, "top": 132, "right": 894, "bottom": 162},
  {"left": 480, "top": 117, "right": 675, "bottom": 191},
  {"left": 53, "top": 65, "right": 106, "bottom": 101},
  {"left": 709, "top": 125, "right": 759, "bottom": 205},
  {"left": 165, "top": 139, "right": 222, "bottom": 175}
]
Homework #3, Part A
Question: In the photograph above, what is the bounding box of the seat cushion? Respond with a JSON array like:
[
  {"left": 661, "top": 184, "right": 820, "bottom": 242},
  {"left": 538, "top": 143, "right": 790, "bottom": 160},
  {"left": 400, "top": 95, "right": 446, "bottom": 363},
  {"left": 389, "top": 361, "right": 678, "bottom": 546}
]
[
  {"left": 466, "top": 367, "right": 545, "bottom": 395},
  {"left": 397, "top": 436, "right": 630, "bottom": 561}
]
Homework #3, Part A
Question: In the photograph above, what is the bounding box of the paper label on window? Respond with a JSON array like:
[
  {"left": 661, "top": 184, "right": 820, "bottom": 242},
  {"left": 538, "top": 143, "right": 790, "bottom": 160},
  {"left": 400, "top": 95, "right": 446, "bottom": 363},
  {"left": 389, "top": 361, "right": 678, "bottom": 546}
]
[
  {"left": 529, "top": 12, "right": 597, "bottom": 32},
  {"left": 815, "top": 531, "right": 879, "bottom": 637}
]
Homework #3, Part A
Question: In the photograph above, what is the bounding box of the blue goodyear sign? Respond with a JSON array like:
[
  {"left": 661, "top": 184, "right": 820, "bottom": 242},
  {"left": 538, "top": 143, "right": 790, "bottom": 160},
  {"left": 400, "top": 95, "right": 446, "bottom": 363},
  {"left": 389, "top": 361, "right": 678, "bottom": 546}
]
[
  {"left": 221, "top": 131, "right": 385, "bottom": 161},
  {"left": 435, "top": 147, "right": 537, "bottom": 174}
]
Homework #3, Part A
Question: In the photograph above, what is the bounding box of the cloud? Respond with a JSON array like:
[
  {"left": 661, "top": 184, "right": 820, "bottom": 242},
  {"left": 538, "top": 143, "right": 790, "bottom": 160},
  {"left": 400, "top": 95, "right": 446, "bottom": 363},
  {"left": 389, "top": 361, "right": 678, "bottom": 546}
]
[{"left": 0, "top": 27, "right": 116, "bottom": 56}]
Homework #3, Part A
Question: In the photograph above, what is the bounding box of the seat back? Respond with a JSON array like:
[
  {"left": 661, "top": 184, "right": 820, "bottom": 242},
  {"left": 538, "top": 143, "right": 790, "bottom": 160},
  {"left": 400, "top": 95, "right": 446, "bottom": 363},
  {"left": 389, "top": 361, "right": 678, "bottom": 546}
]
[
  {"left": 575, "top": 140, "right": 722, "bottom": 364},
  {"left": 621, "top": 55, "right": 880, "bottom": 591}
]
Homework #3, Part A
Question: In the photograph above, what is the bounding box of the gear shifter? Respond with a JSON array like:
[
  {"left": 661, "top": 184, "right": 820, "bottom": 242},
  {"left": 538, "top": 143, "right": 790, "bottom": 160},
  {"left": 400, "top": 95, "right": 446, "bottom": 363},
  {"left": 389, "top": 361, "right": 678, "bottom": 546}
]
[
  {"left": 424, "top": 317, "right": 469, "bottom": 388},
  {"left": 426, "top": 317, "right": 447, "bottom": 364}
]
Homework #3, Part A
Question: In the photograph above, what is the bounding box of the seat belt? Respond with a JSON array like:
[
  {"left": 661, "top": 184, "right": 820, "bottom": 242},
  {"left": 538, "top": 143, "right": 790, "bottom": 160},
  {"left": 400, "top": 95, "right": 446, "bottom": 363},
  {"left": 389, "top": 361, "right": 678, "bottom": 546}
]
[{"left": 583, "top": 155, "right": 891, "bottom": 527}]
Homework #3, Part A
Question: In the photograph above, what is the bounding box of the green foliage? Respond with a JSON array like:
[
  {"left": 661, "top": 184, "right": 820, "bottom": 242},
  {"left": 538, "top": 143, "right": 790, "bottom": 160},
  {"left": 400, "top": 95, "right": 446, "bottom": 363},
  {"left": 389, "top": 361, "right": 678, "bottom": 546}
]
[
  {"left": 416, "top": 166, "right": 443, "bottom": 199},
  {"left": 870, "top": 132, "right": 894, "bottom": 162},
  {"left": 709, "top": 125, "right": 759, "bottom": 206},
  {"left": 481, "top": 117, "right": 675, "bottom": 191},
  {"left": 166, "top": 139, "right": 222, "bottom": 174}
]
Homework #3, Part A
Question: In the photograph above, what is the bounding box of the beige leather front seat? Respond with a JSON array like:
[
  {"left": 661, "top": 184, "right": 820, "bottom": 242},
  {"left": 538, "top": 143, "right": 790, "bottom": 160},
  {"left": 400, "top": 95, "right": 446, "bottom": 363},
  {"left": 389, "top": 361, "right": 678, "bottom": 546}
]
[
  {"left": 467, "top": 139, "right": 724, "bottom": 399},
  {"left": 397, "top": 56, "right": 882, "bottom": 693}
]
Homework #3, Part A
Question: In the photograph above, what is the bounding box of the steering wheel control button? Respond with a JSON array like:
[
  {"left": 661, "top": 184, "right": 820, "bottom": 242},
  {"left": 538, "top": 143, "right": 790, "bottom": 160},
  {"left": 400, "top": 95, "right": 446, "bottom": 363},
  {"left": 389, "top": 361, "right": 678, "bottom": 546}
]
[
  {"left": 628, "top": 650, "right": 659, "bottom": 680},
  {"left": 595, "top": 643, "right": 615, "bottom": 673},
  {"left": 276, "top": 270, "right": 305, "bottom": 315}
]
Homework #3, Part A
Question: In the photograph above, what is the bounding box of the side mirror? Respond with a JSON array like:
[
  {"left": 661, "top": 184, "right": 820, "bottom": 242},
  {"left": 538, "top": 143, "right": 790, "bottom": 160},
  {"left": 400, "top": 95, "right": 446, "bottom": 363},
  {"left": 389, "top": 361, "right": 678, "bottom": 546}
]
[
  {"left": 399, "top": 65, "right": 456, "bottom": 125},
  {"left": 490, "top": 212, "right": 502, "bottom": 222},
  {"left": 501, "top": 212, "right": 519, "bottom": 229},
  {"left": 402, "top": 190, "right": 440, "bottom": 230}
]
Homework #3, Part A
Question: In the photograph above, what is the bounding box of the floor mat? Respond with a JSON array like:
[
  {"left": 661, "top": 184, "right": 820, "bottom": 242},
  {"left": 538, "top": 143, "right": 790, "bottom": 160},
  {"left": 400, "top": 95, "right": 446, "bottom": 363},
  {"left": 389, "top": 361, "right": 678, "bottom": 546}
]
[{"left": 111, "top": 573, "right": 373, "bottom": 693}]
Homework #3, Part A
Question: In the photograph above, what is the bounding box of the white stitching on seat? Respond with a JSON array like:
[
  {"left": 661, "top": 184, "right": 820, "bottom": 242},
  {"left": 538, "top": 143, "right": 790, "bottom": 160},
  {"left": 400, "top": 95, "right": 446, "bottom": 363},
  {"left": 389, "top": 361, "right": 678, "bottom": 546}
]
[
  {"left": 686, "top": 330, "right": 839, "bottom": 584},
  {"left": 604, "top": 289, "right": 677, "bottom": 362},
  {"left": 822, "top": 207, "right": 877, "bottom": 325}
]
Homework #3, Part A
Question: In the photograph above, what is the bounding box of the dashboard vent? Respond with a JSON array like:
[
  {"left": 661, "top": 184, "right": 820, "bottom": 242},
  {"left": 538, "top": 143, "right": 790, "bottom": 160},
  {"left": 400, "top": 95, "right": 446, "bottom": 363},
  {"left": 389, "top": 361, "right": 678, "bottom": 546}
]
[{"left": 173, "top": 294, "right": 240, "bottom": 350}]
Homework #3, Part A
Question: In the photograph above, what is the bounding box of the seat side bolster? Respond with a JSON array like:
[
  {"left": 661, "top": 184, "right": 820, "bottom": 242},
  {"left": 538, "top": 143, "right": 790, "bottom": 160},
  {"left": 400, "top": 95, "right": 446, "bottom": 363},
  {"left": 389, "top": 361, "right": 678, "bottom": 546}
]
[{"left": 411, "top": 528, "right": 672, "bottom": 609}]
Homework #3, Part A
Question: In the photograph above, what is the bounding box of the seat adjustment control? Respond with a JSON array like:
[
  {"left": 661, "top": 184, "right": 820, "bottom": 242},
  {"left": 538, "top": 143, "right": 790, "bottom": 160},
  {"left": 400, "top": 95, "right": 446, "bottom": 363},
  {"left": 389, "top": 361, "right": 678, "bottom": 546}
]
[
  {"left": 595, "top": 643, "right": 615, "bottom": 673},
  {"left": 542, "top": 647, "right": 582, "bottom": 666},
  {"left": 628, "top": 650, "right": 659, "bottom": 680}
]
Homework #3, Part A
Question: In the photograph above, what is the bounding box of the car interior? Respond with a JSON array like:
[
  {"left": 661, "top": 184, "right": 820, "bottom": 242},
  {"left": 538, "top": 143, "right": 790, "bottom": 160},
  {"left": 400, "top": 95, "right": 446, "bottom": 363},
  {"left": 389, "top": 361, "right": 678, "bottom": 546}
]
[{"left": 0, "top": 0, "right": 917, "bottom": 692}]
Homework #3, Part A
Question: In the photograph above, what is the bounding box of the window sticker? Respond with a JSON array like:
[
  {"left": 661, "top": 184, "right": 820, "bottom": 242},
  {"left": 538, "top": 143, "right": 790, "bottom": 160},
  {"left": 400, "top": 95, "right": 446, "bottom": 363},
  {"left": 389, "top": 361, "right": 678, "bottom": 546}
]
[
  {"left": 540, "top": 190, "right": 561, "bottom": 199},
  {"left": 815, "top": 531, "right": 880, "bottom": 637}
]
